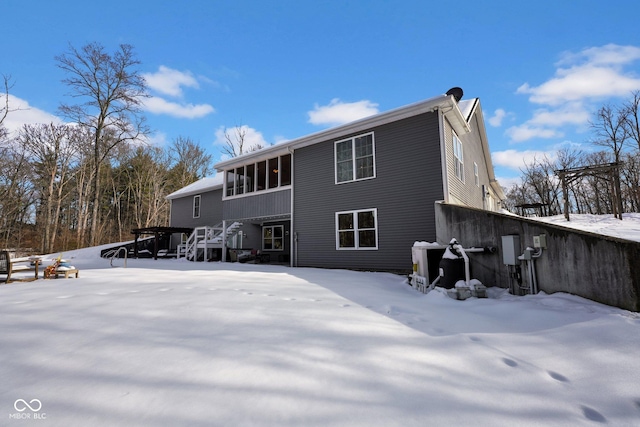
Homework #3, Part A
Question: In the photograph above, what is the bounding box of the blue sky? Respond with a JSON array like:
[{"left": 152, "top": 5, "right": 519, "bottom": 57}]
[{"left": 2, "top": 0, "right": 640, "bottom": 188}]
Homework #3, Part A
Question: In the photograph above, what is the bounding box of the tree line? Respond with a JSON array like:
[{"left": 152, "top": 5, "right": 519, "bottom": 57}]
[
  {"left": 503, "top": 92, "right": 640, "bottom": 219},
  {"left": 0, "top": 43, "right": 214, "bottom": 254}
]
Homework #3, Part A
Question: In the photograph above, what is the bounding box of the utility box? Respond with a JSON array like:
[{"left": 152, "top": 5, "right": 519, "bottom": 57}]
[
  {"left": 501, "top": 235, "right": 521, "bottom": 265},
  {"left": 533, "top": 234, "right": 547, "bottom": 249},
  {"left": 411, "top": 244, "right": 446, "bottom": 283}
]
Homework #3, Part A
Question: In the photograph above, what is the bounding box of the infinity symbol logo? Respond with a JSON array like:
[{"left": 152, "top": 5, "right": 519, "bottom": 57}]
[{"left": 14, "top": 399, "right": 42, "bottom": 412}]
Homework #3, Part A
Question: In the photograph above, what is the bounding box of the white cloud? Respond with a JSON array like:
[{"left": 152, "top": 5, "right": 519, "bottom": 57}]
[
  {"left": 488, "top": 108, "right": 508, "bottom": 127},
  {"left": 517, "top": 66, "right": 640, "bottom": 106},
  {"left": 143, "top": 96, "right": 214, "bottom": 119},
  {"left": 273, "top": 135, "right": 290, "bottom": 145},
  {"left": 505, "top": 103, "right": 591, "bottom": 142},
  {"left": 141, "top": 66, "right": 216, "bottom": 119},
  {"left": 495, "top": 175, "right": 522, "bottom": 191},
  {"left": 213, "top": 125, "right": 269, "bottom": 158},
  {"left": 557, "top": 43, "right": 640, "bottom": 67},
  {"left": 508, "top": 44, "right": 640, "bottom": 143},
  {"left": 517, "top": 44, "right": 640, "bottom": 106},
  {"left": 0, "top": 94, "right": 62, "bottom": 135},
  {"left": 308, "top": 98, "right": 379, "bottom": 126},
  {"left": 505, "top": 125, "right": 563, "bottom": 143},
  {"left": 146, "top": 131, "right": 168, "bottom": 147},
  {"left": 142, "top": 66, "right": 199, "bottom": 98},
  {"left": 527, "top": 103, "right": 590, "bottom": 127},
  {"left": 492, "top": 149, "right": 558, "bottom": 171}
]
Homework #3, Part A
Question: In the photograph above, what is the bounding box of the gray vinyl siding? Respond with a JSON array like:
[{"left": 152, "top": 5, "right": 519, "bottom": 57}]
[
  {"left": 260, "top": 220, "right": 291, "bottom": 261},
  {"left": 444, "top": 117, "right": 467, "bottom": 205},
  {"left": 223, "top": 189, "right": 291, "bottom": 221},
  {"left": 227, "top": 221, "right": 290, "bottom": 262},
  {"left": 170, "top": 188, "right": 223, "bottom": 228},
  {"left": 468, "top": 113, "right": 494, "bottom": 209},
  {"left": 294, "top": 112, "right": 443, "bottom": 272},
  {"left": 444, "top": 112, "right": 493, "bottom": 209}
]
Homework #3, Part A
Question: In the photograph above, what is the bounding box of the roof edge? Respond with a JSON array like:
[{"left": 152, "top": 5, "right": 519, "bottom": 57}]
[{"left": 215, "top": 93, "right": 458, "bottom": 171}]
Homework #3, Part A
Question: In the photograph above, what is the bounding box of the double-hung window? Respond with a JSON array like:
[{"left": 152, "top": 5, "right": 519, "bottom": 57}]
[
  {"left": 193, "top": 195, "right": 201, "bottom": 218},
  {"left": 263, "top": 225, "right": 284, "bottom": 251},
  {"left": 453, "top": 131, "right": 464, "bottom": 182},
  {"left": 336, "top": 208, "right": 378, "bottom": 250},
  {"left": 335, "top": 132, "right": 375, "bottom": 183}
]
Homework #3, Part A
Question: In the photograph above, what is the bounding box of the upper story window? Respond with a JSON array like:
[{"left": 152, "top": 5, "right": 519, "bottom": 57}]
[
  {"left": 335, "top": 132, "right": 375, "bottom": 184},
  {"left": 193, "top": 195, "right": 201, "bottom": 218},
  {"left": 224, "top": 153, "right": 291, "bottom": 197},
  {"left": 453, "top": 131, "right": 464, "bottom": 182}
]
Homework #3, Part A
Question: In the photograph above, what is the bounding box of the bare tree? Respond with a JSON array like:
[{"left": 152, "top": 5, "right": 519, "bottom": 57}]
[
  {"left": 623, "top": 90, "right": 640, "bottom": 152},
  {"left": 18, "top": 123, "right": 80, "bottom": 253},
  {"left": 0, "top": 75, "right": 19, "bottom": 143},
  {"left": 519, "top": 155, "right": 563, "bottom": 215},
  {"left": 620, "top": 152, "right": 640, "bottom": 212},
  {"left": 168, "top": 136, "right": 213, "bottom": 190},
  {"left": 120, "top": 145, "right": 171, "bottom": 229},
  {"left": 56, "top": 42, "right": 149, "bottom": 246},
  {"left": 590, "top": 105, "right": 628, "bottom": 218},
  {"left": 0, "top": 140, "right": 36, "bottom": 249},
  {"left": 221, "top": 125, "right": 266, "bottom": 158}
]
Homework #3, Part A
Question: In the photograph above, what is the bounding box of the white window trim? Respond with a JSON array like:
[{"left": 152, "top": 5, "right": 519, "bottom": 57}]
[
  {"left": 334, "top": 132, "right": 376, "bottom": 184},
  {"left": 223, "top": 184, "right": 291, "bottom": 200},
  {"left": 193, "top": 194, "right": 201, "bottom": 218},
  {"left": 222, "top": 154, "right": 292, "bottom": 200},
  {"left": 262, "top": 225, "right": 284, "bottom": 251},
  {"left": 453, "top": 131, "right": 464, "bottom": 183},
  {"left": 474, "top": 162, "right": 479, "bottom": 187},
  {"left": 335, "top": 208, "right": 378, "bottom": 250}
]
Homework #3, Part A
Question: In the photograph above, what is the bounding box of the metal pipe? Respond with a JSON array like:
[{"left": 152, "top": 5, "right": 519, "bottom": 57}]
[
  {"left": 110, "top": 247, "right": 127, "bottom": 268},
  {"left": 453, "top": 243, "right": 471, "bottom": 288},
  {"left": 531, "top": 248, "right": 542, "bottom": 294}
]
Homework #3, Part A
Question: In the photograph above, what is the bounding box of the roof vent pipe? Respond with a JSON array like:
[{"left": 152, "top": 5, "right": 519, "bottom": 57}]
[{"left": 446, "top": 87, "right": 464, "bottom": 102}]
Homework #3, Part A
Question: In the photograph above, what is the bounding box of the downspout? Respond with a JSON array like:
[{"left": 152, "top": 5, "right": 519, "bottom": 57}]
[
  {"left": 221, "top": 220, "right": 227, "bottom": 262},
  {"left": 204, "top": 227, "right": 209, "bottom": 262},
  {"left": 289, "top": 147, "right": 295, "bottom": 267},
  {"left": 168, "top": 199, "right": 173, "bottom": 251},
  {"left": 438, "top": 109, "right": 450, "bottom": 204}
]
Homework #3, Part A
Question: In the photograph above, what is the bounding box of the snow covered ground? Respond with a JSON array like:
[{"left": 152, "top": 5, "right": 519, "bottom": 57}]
[
  {"left": 2, "top": 215, "right": 640, "bottom": 426},
  {"left": 528, "top": 212, "right": 640, "bottom": 242}
]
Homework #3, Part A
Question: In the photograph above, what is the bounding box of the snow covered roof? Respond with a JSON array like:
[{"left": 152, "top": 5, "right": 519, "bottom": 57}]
[
  {"left": 165, "top": 175, "right": 224, "bottom": 200},
  {"left": 458, "top": 98, "right": 478, "bottom": 121}
]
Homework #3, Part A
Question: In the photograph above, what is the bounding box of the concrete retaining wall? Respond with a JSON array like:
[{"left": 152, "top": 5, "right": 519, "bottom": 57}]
[{"left": 435, "top": 202, "right": 640, "bottom": 312}]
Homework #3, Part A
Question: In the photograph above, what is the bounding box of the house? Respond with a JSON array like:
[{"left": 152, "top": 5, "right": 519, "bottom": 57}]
[{"left": 167, "top": 88, "right": 504, "bottom": 272}]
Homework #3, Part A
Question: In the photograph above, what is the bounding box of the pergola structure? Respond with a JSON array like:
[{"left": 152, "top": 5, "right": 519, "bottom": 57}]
[
  {"left": 130, "top": 226, "right": 193, "bottom": 260},
  {"left": 514, "top": 202, "right": 551, "bottom": 218},
  {"left": 556, "top": 162, "right": 621, "bottom": 221}
]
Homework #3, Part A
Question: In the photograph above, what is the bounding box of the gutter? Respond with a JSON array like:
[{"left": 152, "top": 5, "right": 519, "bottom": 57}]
[{"left": 214, "top": 94, "right": 459, "bottom": 171}]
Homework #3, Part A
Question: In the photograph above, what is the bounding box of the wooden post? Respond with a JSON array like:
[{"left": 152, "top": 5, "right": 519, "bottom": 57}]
[
  {"left": 134, "top": 232, "right": 139, "bottom": 258},
  {"left": 153, "top": 230, "right": 159, "bottom": 260},
  {"left": 561, "top": 172, "right": 570, "bottom": 221}
]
